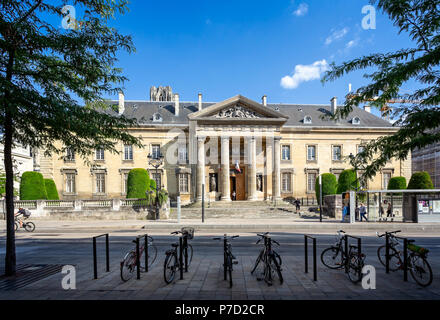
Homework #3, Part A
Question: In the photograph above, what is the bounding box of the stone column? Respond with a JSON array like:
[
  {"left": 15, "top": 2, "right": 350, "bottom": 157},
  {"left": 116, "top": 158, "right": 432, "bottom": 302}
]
[
  {"left": 248, "top": 136, "right": 258, "bottom": 201},
  {"left": 273, "top": 136, "right": 281, "bottom": 201},
  {"left": 196, "top": 136, "right": 206, "bottom": 202},
  {"left": 220, "top": 136, "right": 231, "bottom": 201}
]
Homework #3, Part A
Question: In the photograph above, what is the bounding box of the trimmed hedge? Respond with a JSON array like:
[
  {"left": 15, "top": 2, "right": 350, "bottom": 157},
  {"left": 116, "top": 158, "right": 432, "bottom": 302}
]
[
  {"left": 20, "top": 171, "right": 48, "bottom": 200},
  {"left": 337, "top": 169, "right": 359, "bottom": 194},
  {"left": 387, "top": 176, "right": 407, "bottom": 190},
  {"left": 44, "top": 178, "right": 60, "bottom": 200},
  {"left": 315, "top": 173, "right": 338, "bottom": 204},
  {"left": 126, "top": 169, "right": 150, "bottom": 199},
  {"left": 407, "top": 172, "right": 434, "bottom": 190}
]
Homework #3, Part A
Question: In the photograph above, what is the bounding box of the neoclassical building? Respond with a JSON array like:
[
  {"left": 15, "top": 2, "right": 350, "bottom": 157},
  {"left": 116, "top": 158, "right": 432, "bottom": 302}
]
[{"left": 37, "top": 87, "right": 412, "bottom": 204}]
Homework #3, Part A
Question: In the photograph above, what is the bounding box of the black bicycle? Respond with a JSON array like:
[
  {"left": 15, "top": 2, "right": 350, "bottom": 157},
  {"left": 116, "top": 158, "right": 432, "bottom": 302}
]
[
  {"left": 163, "top": 227, "right": 194, "bottom": 284},
  {"left": 321, "top": 230, "right": 346, "bottom": 269},
  {"left": 213, "top": 234, "right": 239, "bottom": 288},
  {"left": 251, "top": 232, "right": 283, "bottom": 286},
  {"left": 377, "top": 230, "right": 433, "bottom": 287}
]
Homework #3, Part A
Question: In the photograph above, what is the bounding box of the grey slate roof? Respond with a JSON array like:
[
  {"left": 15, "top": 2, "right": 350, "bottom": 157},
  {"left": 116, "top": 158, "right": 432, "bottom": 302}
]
[{"left": 108, "top": 100, "right": 394, "bottom": 129}]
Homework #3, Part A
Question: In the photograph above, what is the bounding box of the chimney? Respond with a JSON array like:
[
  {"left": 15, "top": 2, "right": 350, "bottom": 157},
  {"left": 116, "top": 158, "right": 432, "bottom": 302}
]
[
  {"left": 330, "top": 97, "right": 337, "bottom": 114},
  {"left": 262, "top": 95, "right": 267, "bottom": 107},
  {"left": 198, "top": 93, "right": 203, "bottom": 111},
  {"left": 174, "top": 93, "right": 180, "bottom": 116},
  {"left": 364, "top": 105, "right": 371, "bottom": 113},
  {"left": 118, "top": 91, "right": 125, "bottom": 114}
]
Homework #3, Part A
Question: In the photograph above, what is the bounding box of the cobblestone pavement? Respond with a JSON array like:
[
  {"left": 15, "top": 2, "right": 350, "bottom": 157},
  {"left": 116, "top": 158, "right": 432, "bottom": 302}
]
[{"left": 0, "top": 230, "right": 439, "bottom": 300}]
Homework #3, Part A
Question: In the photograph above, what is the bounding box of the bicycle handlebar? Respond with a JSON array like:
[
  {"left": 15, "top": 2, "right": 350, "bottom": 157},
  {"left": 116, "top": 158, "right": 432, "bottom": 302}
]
[{"left": 377, "top": 230, "right": 401, "bottom": 238}]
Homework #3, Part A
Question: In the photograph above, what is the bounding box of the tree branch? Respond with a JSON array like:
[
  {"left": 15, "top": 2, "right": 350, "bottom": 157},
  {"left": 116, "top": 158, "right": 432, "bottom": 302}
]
[{"left": 15, "top": 0, "right": 43, "bottom": 26}]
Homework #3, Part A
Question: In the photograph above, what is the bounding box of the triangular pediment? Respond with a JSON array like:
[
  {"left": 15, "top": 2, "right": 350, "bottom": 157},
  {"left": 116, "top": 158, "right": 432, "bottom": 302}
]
[{"left": 188, "top": 95, "right": 288, "bottom": 123}]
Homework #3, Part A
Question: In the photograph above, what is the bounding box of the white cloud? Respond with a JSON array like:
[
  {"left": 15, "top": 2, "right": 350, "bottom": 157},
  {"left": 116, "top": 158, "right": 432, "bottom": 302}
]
[
  {"left": 325, "top": 27, "right": 349, "bottom": 45},
  {"left": 281, "top": 59, "right": 329, "bottom": 89},
  {"left": 345, "top": 39, "right": 359, "bottom": 49},
  {"left": 293, "top": 3, "right": 309, "bottom": 16}
]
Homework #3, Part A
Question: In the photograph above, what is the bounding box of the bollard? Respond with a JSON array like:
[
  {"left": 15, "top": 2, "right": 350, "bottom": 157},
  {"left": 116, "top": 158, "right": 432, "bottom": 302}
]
[
  {"left": 105, "top": 234, "right": 110, "bottom": 272},
  {"left": 179, "top": 237, "right": 184, "bottom": 280},
  {"left": 403, "top": 238, "right": 408, "bottom": 282},
  {"left": 304, "top": 235, "right": 317, "bottom": 281},
  {"left": 135, "top": 237, "right": 141, "bottom": 280},
  {"left": 224, "top": 236, "right": 227, "bottom": 280},
  {"left": 177, "top": 196, "right": 181, "bottom": 224},
  {"left": 357, "top": 237, "right": 362, "bottom": 272},
  {"left": 344, "top": 235, "right": 349, "bottom": 273},
  {"left": 313, "top": 238, "right": 317, "bottom": 281},
  {"left": 304, "top": 235, "right": 308, "bottom": 274},
  {"left": 93, "top": 237, "right": 98, "bottom": 279},
  {"left": 145, "top": 234, "right": 149, "bottom": 273},
  {"left": 184, "top": 236, "right": 188, "bottom": 272},
  {"left": 385, "top": 233, "right": 390, "bottom": 274}
]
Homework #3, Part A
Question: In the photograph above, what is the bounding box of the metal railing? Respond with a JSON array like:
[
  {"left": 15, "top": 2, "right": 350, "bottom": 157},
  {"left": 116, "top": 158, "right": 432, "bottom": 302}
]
[
  {"left": 92, "top": 233, "right": 110, "bottom": 279},
  {"left": 304, "top": 235, "right": 317, "bottom": 281},
  {"left": 344, "top": 235, "right": 362, "bottom": 274}
]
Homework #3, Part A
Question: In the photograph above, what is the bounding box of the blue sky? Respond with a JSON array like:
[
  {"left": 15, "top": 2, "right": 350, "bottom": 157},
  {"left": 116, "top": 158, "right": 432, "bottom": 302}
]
[{"left": 102, "top": 0, "right": 415, "bottom": 113}]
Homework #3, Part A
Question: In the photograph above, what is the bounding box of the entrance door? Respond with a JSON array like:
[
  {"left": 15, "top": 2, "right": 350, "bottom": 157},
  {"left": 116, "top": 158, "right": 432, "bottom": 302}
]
[{"left": 230, "top": 167, "right": 246, "bottom": 201}]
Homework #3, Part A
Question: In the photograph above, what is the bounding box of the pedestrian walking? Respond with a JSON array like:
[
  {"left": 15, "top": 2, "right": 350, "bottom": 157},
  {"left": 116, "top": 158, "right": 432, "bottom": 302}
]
[
  {"left": 294, "top": 198, "right": 301, "bottom": 215},
  {"left": 359, "top": 203, "right": 368, "bottom": 222}
]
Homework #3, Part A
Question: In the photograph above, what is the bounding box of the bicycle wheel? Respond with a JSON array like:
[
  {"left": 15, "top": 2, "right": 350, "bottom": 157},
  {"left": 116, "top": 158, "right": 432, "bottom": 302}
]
[
  {"left": 226, "top": 255, "right": 233, "bottom": 288},
  {"left": 184, "top": 244, "right": 193, "bottom": 267},
  {"left": 347, "top": 254, "right": 363, "bottom": 284},
  {"left": 273, "top": 250, "right": 282, "bottom": 266},
  {"left": 409, "top": 255, "right": 433, "bottom": 287},
  {"left": 164, "top": 253, "right": 178, "bottom": 284},
  {"left": 140, "top": 244, "right": 158, "bottom": 270},
  {"left": 321, "top": 247, "right": 344, "bottom": 269},
  {"left": 251, "top": 250, "right": 264, "bottom": 274},
  {"left": 377, "top": 245, "right": 401, "bottom": 271},
  {"left": 120, "top": 251, "right": 136, "bottom": 282},
  {"left": 269, "top": 255, "right": 283, "bottom": 285},
  {"left": 24, "top": 222, "right": 35, "bottom": 232},
  {"left": 14, "top": 222, "right": 18, "bottom": 231}
]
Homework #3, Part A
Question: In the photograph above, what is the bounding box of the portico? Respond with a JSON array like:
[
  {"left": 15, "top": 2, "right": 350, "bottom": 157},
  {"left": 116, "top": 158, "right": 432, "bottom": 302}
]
[{"left": 188, "top": 95, "right": 288, "bottom": 202}]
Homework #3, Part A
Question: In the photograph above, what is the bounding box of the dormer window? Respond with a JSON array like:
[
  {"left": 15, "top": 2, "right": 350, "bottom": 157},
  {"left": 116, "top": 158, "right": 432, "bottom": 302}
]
[
  {"left": 352, "top": 117, "right": 361, "bottom": 125},
  {"left": 304, "top": 115, "right": 312, "bottom": 124},
  {"left": 152, "top": 113, "right": 163, "bottom": 122}
]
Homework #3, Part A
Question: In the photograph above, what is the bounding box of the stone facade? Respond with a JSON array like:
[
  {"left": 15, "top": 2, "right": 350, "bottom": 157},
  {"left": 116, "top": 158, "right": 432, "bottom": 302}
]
[{"left": 36, "top": 93, "right": 411, "bottom": 204}]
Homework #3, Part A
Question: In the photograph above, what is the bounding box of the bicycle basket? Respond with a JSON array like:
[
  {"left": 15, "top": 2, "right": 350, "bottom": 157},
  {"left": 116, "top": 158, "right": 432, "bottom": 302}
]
[
  {"left": 181, "top": 227, "right": 194, "bottom": 239},
  {"left": 407, "top": 243, "right": 429, "bottom": 255}
]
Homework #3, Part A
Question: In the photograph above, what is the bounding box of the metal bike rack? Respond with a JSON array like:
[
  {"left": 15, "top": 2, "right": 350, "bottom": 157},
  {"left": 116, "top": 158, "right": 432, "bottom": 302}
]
[
  {"left": 179, "top": 237, "right": 184, "bottom": 280},
  {"left": 92, "top": 233, "right": 110, "bottom": 280},
  {"left": 394, "top": 236, "right": 414, "bottom": 282},
  {"left": 223, "top": 237, "right": 227, "bottom": 281},
  {"left": 132, "top": 234, "right": 151, "bottom": 280},
  {"left": 343, "top": 235, "right": 362, "bottom": 274},
  {"left": 304, "top": 235, "right": 317, "bottom": 281}
]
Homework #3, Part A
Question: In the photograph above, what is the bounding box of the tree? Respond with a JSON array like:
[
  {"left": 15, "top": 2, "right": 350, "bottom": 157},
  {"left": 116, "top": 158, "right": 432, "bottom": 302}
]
[
  {"left": 44, "top": 178, "right": 59, "bottom": 200},
  {"left": 0, "top": 1, "right": 142, "bottom": 276},
  {"left": 387, "top": 176, "right": 407, "bottom": 190},
  {"left": 315, "top": 173, "right": 338, "bottom": 204},
  {"left": 337, "top": 170, "right": 359, "bottom": 194},
  {"left": 19, "top": 171, "right": 47, "bottom": 200},
  {"left": 322, "top": 0, "right": 440, "bottom": 182},
  {"left": 407, "top": 171, "right": 434, "bottom": 189},
  {"left": 126, "top": 169, "right": 151, "bottom": 199}
]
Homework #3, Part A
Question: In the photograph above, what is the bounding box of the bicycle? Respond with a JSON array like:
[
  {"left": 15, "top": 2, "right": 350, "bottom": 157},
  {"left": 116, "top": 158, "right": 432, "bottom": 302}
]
[
  {"left": 377, "top": 230, "right": 433, "bottom": 287},
  {"left": 120, "top": 235, "right": 157, "bottom": 282},
  {"left": 346, "top": 244, "right": 366, "bottom": 284},
  {"left": 320, "top": 230, "right": 346, "bottom": 269},
  {"left": 163, "top": 227, "right": 194, "bottom": 284},
  {"left": 213, "top": 234, "right": 239, "bottom": 288},
  {"left": 250, "top": 232, "right": 283, "bottom": 286},
  {"left": 14, "top": 217, "right": 35, "bottom": 232}
]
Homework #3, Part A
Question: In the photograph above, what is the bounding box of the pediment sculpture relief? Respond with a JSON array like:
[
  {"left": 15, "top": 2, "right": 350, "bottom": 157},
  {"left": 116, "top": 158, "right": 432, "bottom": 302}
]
[{"left": 213, "top": 105, "right": 262, "bottom": 119}]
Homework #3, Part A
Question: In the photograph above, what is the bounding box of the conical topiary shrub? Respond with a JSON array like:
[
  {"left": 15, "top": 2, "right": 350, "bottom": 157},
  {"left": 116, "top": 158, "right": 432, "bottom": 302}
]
[
  {"left": 126, "top": 168, "right": 150, "bottom": 199},
  {"left": 315, "top": 173, "right": 338, "bottom": 205},
  {"left": 336, "top": 169, "right": 359, "bottom": 194},
  {"left": 44, "top": 178, "right": 59, "bottom": 200},
  {"left": 407, "top": 172, "right": 434, "bottom": 189}
]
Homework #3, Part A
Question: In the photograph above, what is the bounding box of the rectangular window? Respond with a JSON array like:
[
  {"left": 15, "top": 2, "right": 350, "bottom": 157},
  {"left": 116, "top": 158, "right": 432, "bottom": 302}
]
[
  {"left": 65, "top": 173, "right": 75, "bottom": 193},
  {"left": 179, "top": 173, "right": 189, "bottom": 193},
  {"left": 152, "top": 145, "right": 161, "bottom": 159},
  {"left": 307, "top": 173, "right": 317, "bottom": 192},
  {"left": 383, "top": 172, "right": 392, "bottom": 189},
  {"left": 96, "top": 173, "right": 105, "bottom": 193},
  {"left": 281, "top": 145, "right": 291, "bottom": 161},
  {"left": 282, "top": 173, "right": 291, "bottom": 192},
  {"left": 178, "top": 146, "right": 188, "bottom": 163},
  {"left": 66, "top": 148, "right": 75, "bottom": 161},
  {"left": 124, "top": 145, "right": 133, "bottom": 160},
  {"left": 357, "top": 145, "right": 365, "bottom": 154},
  {"left": 332, "top": 145, "right": 342, "bottom": 161},
  {"left": 152, "top": 172, "right": 161, "bottom": 189},
  {"left": 95, "top": 148, "right": 105, "bottom": 160},
  {"left": 307, "top": 146, "right": 316, "bottom": 161}
]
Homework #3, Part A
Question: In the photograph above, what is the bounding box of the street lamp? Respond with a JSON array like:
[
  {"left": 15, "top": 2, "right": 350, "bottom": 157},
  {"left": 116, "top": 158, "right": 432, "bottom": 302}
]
[{"left": 148, "top": 152, "right": 164, "bottom": 220}]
